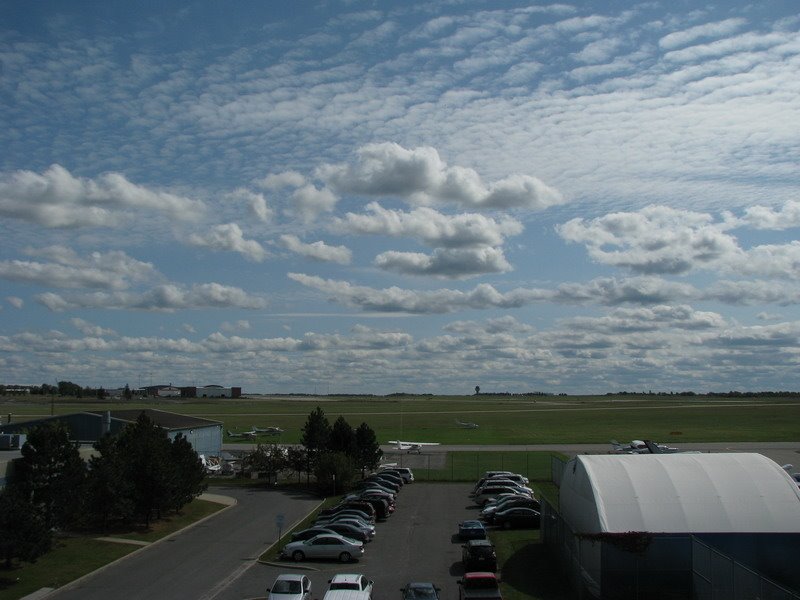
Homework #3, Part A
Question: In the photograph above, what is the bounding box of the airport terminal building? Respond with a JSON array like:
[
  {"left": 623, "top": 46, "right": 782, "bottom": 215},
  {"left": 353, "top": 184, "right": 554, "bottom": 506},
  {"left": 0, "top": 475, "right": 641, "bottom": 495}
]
[{"left": 544, "top": 453, "right": 800, "bottom": 599}]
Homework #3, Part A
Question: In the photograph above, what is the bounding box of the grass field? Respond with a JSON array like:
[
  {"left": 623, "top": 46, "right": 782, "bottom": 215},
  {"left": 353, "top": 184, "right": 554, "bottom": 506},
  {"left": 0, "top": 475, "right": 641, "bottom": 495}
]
[{"left": 2, "top": 393, "right": 799, "bottom": 444}]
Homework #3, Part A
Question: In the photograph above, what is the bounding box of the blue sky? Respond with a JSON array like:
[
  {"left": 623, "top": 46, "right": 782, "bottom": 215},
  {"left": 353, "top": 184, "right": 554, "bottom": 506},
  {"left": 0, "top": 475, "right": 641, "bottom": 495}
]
[{"left": 1, "top": 1, "right": 799, "bottom": 394}]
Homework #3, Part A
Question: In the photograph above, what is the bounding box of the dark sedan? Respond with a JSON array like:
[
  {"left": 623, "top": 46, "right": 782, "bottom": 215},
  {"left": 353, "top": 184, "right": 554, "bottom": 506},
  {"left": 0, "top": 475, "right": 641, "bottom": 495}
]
[
  {"left": 492, "top": 507, "right": 541, "bottom": 529},
  {"left": 462, "top": 539, "right": 497, "bottom": 572},
  {"left": 458, "top": 519, "right": 487, "bottom": 540},
  {"left": 291, "top": 527, "right": 337, "bottom": 542},
  {"left": 400, "top": 582, "right": 441, "bottom": 600}
]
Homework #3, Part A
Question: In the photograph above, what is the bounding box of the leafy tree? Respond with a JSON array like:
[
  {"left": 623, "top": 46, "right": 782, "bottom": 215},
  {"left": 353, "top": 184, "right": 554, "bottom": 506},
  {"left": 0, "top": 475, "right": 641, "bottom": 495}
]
[
  {"left": 57, "top": 381, "right": 82, "bottom": 397},
  {"left": 244, "top": 443, "right": 288, "bottom": 482},
  {"left": 285, "top": 446, "right": 307, "bottom": 483},
  {"left": 123, "top": 384, "right": 132, "bottom": 400},
  {"left": 313, "top": 452, "right": 356, "bottom": 496},
  {"left": 475, "top": 385, "right": 480, "bottom": 395},
  {"left": 0, "top": 486, "right": 51, "bottom": 568},
  {"left": 10, "top": 421, "right": 86, "bottom": 530},
  {"left": 328, "top": 415, "right": 356, "bottom": 457},
  {"left": 354, "top": 422, "right": 383, "bottom": 476}
]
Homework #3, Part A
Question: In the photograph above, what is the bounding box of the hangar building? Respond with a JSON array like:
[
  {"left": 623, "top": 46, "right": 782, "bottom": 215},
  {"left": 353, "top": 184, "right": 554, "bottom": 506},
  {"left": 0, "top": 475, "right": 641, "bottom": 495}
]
[{"left": 543, "top": 453, "right": 800, "bottom": 599}]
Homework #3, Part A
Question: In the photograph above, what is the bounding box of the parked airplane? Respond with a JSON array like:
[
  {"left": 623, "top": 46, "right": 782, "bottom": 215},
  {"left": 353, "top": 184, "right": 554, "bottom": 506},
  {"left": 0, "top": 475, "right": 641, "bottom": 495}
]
[
  {"left": 252, "top": 425, "right": 284, "bottom": 435},
  {"left": 388, "top": 440, "right": 440, "bottom": 454},
  {"left": 455, "top": 419, "right": 479, "bottom": 429},
  {"left": 610, "top": 439, "right": 680, "bottom": 454},
  {"left": 227, "top": 428, "right": 257, "bottom": 439}
]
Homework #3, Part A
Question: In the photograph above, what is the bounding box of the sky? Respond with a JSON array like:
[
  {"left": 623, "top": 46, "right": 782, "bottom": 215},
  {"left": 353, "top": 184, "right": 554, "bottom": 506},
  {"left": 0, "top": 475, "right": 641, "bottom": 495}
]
[{"left": 1, "top": 1, "right": 799, "bottom": 395}]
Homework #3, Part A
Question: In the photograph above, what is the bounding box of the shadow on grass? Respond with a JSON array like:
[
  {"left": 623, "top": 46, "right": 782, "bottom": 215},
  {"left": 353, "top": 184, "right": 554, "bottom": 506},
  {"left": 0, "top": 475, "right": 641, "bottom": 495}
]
[
  {"left": 501, "top": 542, "right": 572, "bottom": 600},
  {"left": 0, "top": 572, "right": 20, "bottom": 591}
]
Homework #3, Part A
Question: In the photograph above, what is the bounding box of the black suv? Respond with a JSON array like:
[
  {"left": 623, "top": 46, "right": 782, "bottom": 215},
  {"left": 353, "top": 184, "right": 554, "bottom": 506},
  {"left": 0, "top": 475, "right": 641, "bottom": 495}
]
[{"left": 462, "top": 539, "right": 497, "bottom": 572}]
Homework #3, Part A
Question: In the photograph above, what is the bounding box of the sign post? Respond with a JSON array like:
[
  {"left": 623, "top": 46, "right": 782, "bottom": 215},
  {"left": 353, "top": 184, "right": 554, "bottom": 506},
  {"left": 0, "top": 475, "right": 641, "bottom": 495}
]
[{"left": 276, "top": 513, "right": 285, "bottom": 544}]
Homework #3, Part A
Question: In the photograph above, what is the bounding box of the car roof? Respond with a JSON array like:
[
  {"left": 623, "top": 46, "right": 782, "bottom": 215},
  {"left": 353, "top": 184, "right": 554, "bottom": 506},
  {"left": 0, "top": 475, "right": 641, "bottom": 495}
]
[
  {"left": 463, "top": 572, "right": 497, "bottom": 580},
  {"left": 461, "top": 520, "right": 483, "bottom": 526},
  {"left": 330, "top": 574, "right": 364, "bottom": 583},
  {"left": 275, "top": 574, "right": 307, "bottom": 582}
]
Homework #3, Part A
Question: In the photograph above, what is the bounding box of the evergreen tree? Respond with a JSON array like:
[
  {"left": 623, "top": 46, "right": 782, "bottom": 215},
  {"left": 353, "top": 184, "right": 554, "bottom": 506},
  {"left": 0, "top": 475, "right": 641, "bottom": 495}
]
[
  {"left": 328, "top": 415, "right": 356, "bottom": 457},
  {"left": 354, "top": 422, "right": 383, "bottom": 476},
  {"left": 301, "top": 406, "right": 331, "bottom": 481},
  {"left": 0, "top": 486, "right": 51, "bottom": 568},
  {"left": 313, "top": 451, "right": 356, "bottom": 496},
  {"left": 85, "top": 434, "right": 135, "bottom": 530},
  {"left": 168, "top": 433, "right": 207, "bottom": 512},
  {"left": 10, "top": 421, "right": 86, "bottom": 530}
]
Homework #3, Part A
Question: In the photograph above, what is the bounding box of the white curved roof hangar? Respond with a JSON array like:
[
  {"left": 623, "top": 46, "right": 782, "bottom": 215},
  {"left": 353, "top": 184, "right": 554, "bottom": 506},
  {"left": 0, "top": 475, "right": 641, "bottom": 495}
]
[{"left": 559, "top": 453, "right": 800, "bottom": 534}]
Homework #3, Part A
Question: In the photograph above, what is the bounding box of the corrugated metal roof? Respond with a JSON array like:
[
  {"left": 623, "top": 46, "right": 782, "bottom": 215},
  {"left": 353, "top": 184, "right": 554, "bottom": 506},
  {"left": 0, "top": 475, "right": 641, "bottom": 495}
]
[
  {"left": 559, "top": 453, "right": 800, "bottom": 534},
  {"left": 85, "top": 409, "right": 221, "bottom": 430}
]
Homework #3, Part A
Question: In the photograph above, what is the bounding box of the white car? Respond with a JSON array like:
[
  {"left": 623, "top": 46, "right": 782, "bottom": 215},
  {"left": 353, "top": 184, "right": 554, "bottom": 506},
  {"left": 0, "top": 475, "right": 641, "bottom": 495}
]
[
  {"left": 323, "top": 574, "right": 374, "bottom": 600},
  {"left": 267, "top": 574, "right": 312, "bottom": 600},
  {"left": 281, "top": 533, "right": 365, "bottom": 563}
]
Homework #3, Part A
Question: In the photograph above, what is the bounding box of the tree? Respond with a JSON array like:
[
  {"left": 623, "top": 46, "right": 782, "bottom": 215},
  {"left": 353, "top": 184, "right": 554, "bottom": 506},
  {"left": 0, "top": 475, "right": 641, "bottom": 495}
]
[
  {"left": 0, "top": 486, "right": 51, "bottom": 568},
  {"left": 475, "top": 386, "right": 480, "bottom": 395},
  {"left": 301, "top": 406, "right": 331, "bottom": 481},
  {"left": 328, "top": 415, "right": 356, "bottom": 457},
  {"left": 354, "top": 422, "right": 383, "bottom": 476},
  {"left": 85, "top": 434, "right": 135, "bottom": 530},
  {"left": 168, "top": 434, "right": 207, "bottom": 512},
  {"left": 123, "top": 384, "right": 132, "bottom": 400},
  {"left": 10, "top": 421, "right": 86, "bottom": 530},
  {"left": 285, "top": 446, "right": 307, "bottom": 483},
  {"left": 242, "top": 442, "right": 288, "bottom": 483},
  {"left": 313, "top": 452, "right": 356, "bottom": 496}
]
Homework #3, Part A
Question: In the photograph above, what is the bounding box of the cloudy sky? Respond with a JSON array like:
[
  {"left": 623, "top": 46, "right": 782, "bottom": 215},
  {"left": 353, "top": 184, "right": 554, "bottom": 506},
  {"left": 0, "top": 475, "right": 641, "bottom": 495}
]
[{"left": 1, "top": 1, "right": 799, "bottom": 394}]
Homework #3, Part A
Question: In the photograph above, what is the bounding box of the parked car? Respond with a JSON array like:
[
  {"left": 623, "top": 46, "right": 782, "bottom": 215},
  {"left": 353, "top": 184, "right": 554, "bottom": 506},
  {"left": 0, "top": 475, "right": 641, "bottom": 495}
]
[
  {"left": 315, "top": 516, "right": 376, "bottom": 538},
  {"left": 481, "top": 497, "right": 540, "bottom": 524},
  {"left": 323, "top": 521, "right": 372, "bottom": 543},
  {"left": 473, "top": 486, "right": 530, "bottom": 506},
  {"left": 281, "top": 534, "right": 364, "bottom": 563},
  {"left": 380, "top": 466, "right": 414, "bottom": 483},
  {"left": 317, "top": 509, "right": 376, "bottom": 524},
  {"left": 472, "top": 479, "right": 533, "bottom": 497},
  {"left": 323, "top": 574, "right": 374, "bottom": 600},
  {"left": 371, "top": 471, "right": 403, "bottom": 486},
  {"left": 492, "top": 507, "right": 541, "bottom": 529},
  {"left": 462, "top": 539, "right": 497, "bottom": 572},
  {"left": 354, "top": 496, "right": 391, "bottom": 519},
  {"left": 400, "top": 582, "right": 441, "bottom": 600},
  {"left": 354, "top": 480, "right": 397, "bottom": 496},
  {"left": 267, "top": 574, "right": 312, "bottom": 600},
  {"left": 319, "top": 504, "right": 375, "bottom": 521},
  {"left": 458, "top": 519, "right": 487, "bottom": 540},
  {"left": 291, "top": 527, "right": 338, "bottom": 542},
  {"left": 457, "top": 572, "right": 502, "bottom": 600},
  {"left": 483, "top": 470, "right": 514, "bottom": 480},
  {"left": 363, "top": 476, "right": 401, "bottom": 492}
]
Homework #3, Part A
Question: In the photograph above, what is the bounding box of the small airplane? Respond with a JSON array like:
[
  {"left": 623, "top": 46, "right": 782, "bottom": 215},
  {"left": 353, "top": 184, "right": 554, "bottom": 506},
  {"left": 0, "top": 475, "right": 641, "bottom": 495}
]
[
  {"left": 252, "top": 425, "right": 284, "bottom": 435},
  {"left": 227, "top": 428, "right": 257, "bottom": 439},
  {"left": 199, "top": 454, "right": 222, "bottom": 473},
  {"left": 388, "top": 440, "right": 440, "bottom": 454},
  {"left": 455, "top": 419, "right": 479, "bottom": 429},
  {"left": 610, "top": 439, "right": 680, "bottom": 454}
]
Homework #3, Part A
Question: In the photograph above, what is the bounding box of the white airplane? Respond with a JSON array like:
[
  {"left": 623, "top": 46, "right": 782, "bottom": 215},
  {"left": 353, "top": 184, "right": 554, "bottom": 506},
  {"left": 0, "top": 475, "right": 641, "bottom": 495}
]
[
  {"left": 199, "top": 454, "right": 222, "bottom": 473},
  {"left": 388, "top": 440, "right": 440, "bottom": 454},
  {"left": 227, "top": 428, "right": 257, "bottom": 439},
  {"left": 610, "top": 439, "right": 680, "bottom": 454},
  {"left": 252, "top": 425, "right": 284, "bottom": 435},
  {"left": 455, "top": 419, "right": 479, "bottom": 429}
]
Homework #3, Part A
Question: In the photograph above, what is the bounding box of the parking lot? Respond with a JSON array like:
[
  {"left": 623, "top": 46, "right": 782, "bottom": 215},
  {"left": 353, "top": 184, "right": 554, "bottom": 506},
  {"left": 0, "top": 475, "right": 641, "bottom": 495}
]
[{"left": 218, "top": 482, "right": 482, "bottom": 600}]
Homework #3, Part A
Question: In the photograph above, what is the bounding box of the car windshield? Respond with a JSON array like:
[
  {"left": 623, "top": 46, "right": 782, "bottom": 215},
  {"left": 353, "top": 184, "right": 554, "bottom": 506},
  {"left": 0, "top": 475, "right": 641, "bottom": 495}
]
[
  {"left": 405, "top": 586, "right": 437, "bottom": 600},
  {"left": 329, "top": 583, "right": 360, "bottom": 590},
  {"left": 273, "top": 581, "right": 302, "bottom": 594}
]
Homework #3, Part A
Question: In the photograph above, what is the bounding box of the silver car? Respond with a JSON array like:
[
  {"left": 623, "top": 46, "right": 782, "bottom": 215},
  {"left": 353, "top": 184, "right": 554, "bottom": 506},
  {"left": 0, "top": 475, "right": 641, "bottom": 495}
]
[
  {"left": 281, "top": 533, "right": 365, "bottom": 563},
  {"left": 267, "top": 574, "right": 312, "bottom": 600}
]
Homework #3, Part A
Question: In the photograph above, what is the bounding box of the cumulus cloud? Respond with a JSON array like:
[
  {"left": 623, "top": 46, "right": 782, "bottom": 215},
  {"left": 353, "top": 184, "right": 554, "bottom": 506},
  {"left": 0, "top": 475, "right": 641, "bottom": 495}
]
[
  {"left": 737, "top": 200, "right": 800, "bottom": 230},
  {"left": 317, "top": 143, "right": 564, "bottom": 210},
  {"left": 229, "top": 188, "right": 273, "bottom": 223},
  {"left": 36, "top": 282, "right": 266, "bottom": 311},
  {"left": 257, "top": 170, "right": 306, "bottom": 190},
  {"left": 0, "top": 247, "right": 158, "bottom": 290},
  {"left": 70, "top": 317, "right": 116, "bottom": 337},
  {"left": 0, "top": 164, "right": 204, "bottom": 228},
  {"left": 331, "top": 202, "right": 523, "bottom": 248},
  {"left": 220, "top": 320, "right": 251, "bottom": 333},
  {"left": 6, "top": 297, "right": 23, "bottom": 309},
  {"left": 374, "top": 247, "right": 512, "bottom": 278},
  {"left": 287, "top": 184, "right": 338, "bottom": 223},
  {"left": 658, "top": 18, "right": 747, "bottom": 50},
  {"left": 187, "top": 223, "right": 268, "bottom": 262},
  {"left": 280, "top": 234, "right": 352, "bottom": 264}
]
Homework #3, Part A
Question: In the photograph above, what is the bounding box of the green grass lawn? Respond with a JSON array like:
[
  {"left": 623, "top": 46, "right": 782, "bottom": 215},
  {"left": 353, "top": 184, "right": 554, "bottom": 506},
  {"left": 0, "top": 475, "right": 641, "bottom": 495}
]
[
  {"left": 490, "top": 529, "right": 570, "bottom": 600},
  {"left": 3, "top": 393, "right": 798, "bottom": 444},
  {"left": 0, "top": 499, "right": 226, "bottom": 600}
]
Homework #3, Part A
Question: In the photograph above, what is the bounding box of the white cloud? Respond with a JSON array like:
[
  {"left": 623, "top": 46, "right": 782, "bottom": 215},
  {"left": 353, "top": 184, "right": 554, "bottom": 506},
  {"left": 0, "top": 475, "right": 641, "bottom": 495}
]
[
  {"left": 331, "top": 202, "right": 523, "bottom": 248},
  {"left": 0, "top": 164, "right": 205, "bottom": 228},
  {"left": 70, "top": 317, "right": 116, "bottom": 337},
  {"left": 257, "top": 171, "right": 307, "bottom": 190},
  {"left": 229, "top": 188, "right": 273, "bottom": 223},
  {"left": 658, "top": 18, "right": 748, "bottom": 51},
  {"left": 0, "top": 247, "right": 158, "bottom": 289},
  {"left": 374, "top": 247, "right": 512, "bottom": 279},
  {"left": 317, "top": 143, "right": 564, "bottom": 210},
  {"left": 738, "top": 200, "right": 800, "bottom": 230},
  {"left": 36, "top": 283, "right": 266, "bottom": 312},
  {"left": 280, "top": 234, "right": 352, "bottom": 264},
  {"left": 6, "top": 297, "right": 23, "bottom": 309},
  {"left": 188, "top": 223, "right": 268, "bottom": 262},
  {"left": 220, "top": 320, "right": 251, "bottom": 333},
  {"left": 287, "top": 184, "right": 338, "bottom": 223}
]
